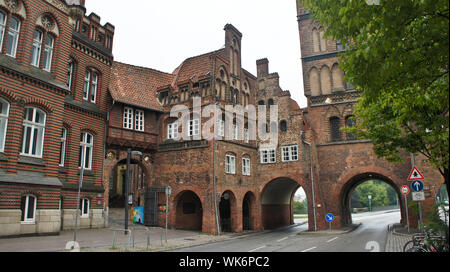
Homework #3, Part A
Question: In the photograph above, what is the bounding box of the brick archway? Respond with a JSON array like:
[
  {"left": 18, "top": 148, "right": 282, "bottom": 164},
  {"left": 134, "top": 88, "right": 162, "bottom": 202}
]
[
  {"left": 173, "top": 190, "right": 203, "bottom": 231},
  {"left": 260, "top": 177, "right": 305, "bottom": 230},
  {"left": 339, "top": 172, "right": 405, "bottom": 227}
]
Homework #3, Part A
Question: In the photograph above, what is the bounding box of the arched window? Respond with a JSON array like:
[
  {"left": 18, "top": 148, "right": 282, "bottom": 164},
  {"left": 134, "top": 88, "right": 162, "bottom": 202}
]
[
  {"left": 21, "top": 107, "right": 46, "bottom": 157},
  {"left": 319, "top": 29, "right": 327, "bottom": 52},
  {"left": 67, "top": 57, "right": 75, "bottom": 90},
  {"left": 268, "top": 99, "right": 274, "bottom": 106},
  {"left": 329, "top": 117, "right": 341, "bottom": 142},
  {"left": 0, "top": 98, "right": 10, "bottom": 152},
  {"left": 79, "top": 132, "right": 94, "bottom": 170},
  {"left": 346, "top": 116, "right": 357, "bottom": 140},
  {"left": 59, "top": 127, "right": 67, "bottom": 167},
  {"left": 21, "top": 194, "right": 37, "bottom": 223},
  {"left": 258, "top": 100, "right": 265, "bottom": 106}
]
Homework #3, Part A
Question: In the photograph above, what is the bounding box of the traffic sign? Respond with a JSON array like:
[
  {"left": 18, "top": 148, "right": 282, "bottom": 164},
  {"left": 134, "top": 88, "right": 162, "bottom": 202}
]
[
  {"left": 408, "top": 166, "right": 424, "bottom": 181},
  {"left": 401, "top": 185, "right": 410, "bottom": 195},
  {"left": 412, "top": 191, "right": 425, "bottom": 202},
  {"left": 325, "top": 213, "right": 335, "bottom": 222},
  {"left": 411, "top": 180, "right": 424, "bottom": 192}
]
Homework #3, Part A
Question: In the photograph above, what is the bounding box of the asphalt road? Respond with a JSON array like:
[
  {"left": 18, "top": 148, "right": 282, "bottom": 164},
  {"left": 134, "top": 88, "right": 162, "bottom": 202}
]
[{"left": 171, "top": 210, "right": 401, "bottom": 252}]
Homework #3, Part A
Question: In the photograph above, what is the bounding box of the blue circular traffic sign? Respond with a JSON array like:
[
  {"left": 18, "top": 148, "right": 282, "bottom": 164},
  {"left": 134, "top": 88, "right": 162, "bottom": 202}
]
[
  {"left": 411, "top": 180, "right": 424, "bottom": 192},
  {"left": 325, "top": 213, "right": 335, "bottom": 222}
]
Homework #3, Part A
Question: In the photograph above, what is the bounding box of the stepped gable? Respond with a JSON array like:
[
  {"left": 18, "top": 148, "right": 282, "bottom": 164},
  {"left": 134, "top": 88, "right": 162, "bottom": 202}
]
[
  {"left": 171, "top": 49, "right": 226, "bottom": 88},
  {"left": 110, "top": 61, "right": 174, "bottom": 111}
]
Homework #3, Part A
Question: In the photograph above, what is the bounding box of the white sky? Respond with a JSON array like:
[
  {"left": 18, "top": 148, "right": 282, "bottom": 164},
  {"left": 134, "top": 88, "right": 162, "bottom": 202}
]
[{"left": 85, "top": 0, "right": 307, "bottom": 108}]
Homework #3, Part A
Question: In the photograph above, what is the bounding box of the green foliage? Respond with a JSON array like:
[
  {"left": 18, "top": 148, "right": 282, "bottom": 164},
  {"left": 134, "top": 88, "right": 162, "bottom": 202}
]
[
  {"left": 302, "top": 0, "right": 449, "bottom": 186},
  {"left": 293, "top": 200, "right": 308, "bottom": 214},
  {"left": 354, "top": 180, "right": 390, "bottom": 208}
]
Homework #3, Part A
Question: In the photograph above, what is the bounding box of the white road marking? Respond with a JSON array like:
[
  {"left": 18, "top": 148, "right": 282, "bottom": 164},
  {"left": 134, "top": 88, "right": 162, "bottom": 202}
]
[
  {"left": 248, "top": 245, "right": 267, "bottom": 252},
  {"left": 326, "top": 237, "right": 339, "bottom": 243},
  {"left": 277, "top": 237, "right": 288, "bottom": 242},
  {"left": 301, "top": 246, "right": 317, "bottom": 252}
]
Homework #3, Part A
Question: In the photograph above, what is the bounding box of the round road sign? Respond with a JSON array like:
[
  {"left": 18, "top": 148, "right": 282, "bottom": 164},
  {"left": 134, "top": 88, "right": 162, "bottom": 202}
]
[{"left": 401, "top": 185, "right": 410, "bottom": 195}]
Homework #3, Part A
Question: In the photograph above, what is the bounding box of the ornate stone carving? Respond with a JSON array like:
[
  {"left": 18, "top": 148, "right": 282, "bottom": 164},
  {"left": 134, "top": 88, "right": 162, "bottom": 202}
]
[
  {"left": 5, "top": 0, "right": 19, "bottom": 10},
  {"left": 41, "top": 15, "right": 54, "bottom": 29}
]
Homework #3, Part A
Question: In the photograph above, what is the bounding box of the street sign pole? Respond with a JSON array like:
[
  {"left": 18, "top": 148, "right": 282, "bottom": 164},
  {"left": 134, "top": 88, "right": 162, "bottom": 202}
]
[
  {"left": 404, "top": 195, "right": 410, "bottom": 233},
  {"left": 410, "top": 154, "right": 423, "bottom": 231}
]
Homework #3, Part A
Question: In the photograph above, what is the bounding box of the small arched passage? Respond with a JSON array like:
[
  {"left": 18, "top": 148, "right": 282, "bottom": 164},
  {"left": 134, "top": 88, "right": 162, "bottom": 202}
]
[
  {"left": 261, "top": 178, "right": 302, "bottom": 229},
  {"left": 219, "top": 190, "right": 237, "bottom": 233},
  {"left": 340, "top": 173, "right": 404, "bottom": 227},
  {"left": 243, "top": 191, "right": 257, "bottom": 231},
  {"left": 174, "top": 190, "right": 203, "bottom": 231}
]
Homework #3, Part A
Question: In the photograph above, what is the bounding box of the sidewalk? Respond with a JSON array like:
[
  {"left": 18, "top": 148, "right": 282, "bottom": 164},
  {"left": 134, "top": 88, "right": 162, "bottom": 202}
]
[
  {"left": 0, "top": 219, "right": 263, "bottom": 252},
  {"left": 384, "top": 223, "right": 414, "bottom": 252}
]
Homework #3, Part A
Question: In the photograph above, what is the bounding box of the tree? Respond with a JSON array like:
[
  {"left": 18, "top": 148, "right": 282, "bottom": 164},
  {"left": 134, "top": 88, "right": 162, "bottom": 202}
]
[
  {"left": 302, "top": 0, "right": 449, "bottom": 195},
  {"left": 354, "top": 180, "right": 389, "bottom": 208}
]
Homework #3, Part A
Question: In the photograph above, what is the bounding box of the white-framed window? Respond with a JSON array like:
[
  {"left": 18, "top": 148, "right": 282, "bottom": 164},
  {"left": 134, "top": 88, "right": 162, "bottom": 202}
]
[
  {"left": 20, "top": 195, "right": 37, "bottom": 224},
  {"left": 232, "top": 124, "right": 238, "bottom": 140},
  {"left": 242, "top": 157, "right": 251, "bottom": 176},
  {"left": 79, "top": 132, "right": 93, "bottom": 170},
  {"left": 260, "top": 148, "right": 276, "bottom": 164},
  {"left": 135, "top": 109, "right": 144, "bottom": 132},
  {"left": 80, "top": 198, "right": 90, "bottom": 218},
  {"left": 281, "top": 145, "right": 299, "bottom": 162},
  {"left": 188, "top": 119, "right": 200, "bottom": 137},
  {"left": 43, "top": 34, "right": 54, "bottom": 71},
  {"left": 84, "top": 69, "right": 99, "bottom": 103},
  {"left": 0, "top": 11, "right": 7, "bottom": 53},
  {"left": 21, "top": 107, "right": 46, "bottom": 158},
  {"left": 67, "top": 58, "right": 74, "bottom": 90},
  {"left": 123, "top": 107, "right": 133, "bottom": 129},
  {"left": 217, "top": 119, "right": 225, "bottom": 137},
  {"left": 167, "top": 122, "right": 178, "bottom": 140},
  {"left": 83, "top": 70, "right": 90, "bottom": 100},
  {"left": 6, "top": 16, "right": 20, "bottom": 57},
  {"left": 244, "top": 128, "right": 249, "bottom": 143},
  {"left": 59, "top": 127, "right": 67, "bottom": 167},
  {"left": 30, "top": 29, "right": 43, "bottom": 67},
  {"left": 0, "top": 98, "right": 10, "bottom": 152},
  {"left": 225, "top": 154, "right": 236, "bottom": 174}
]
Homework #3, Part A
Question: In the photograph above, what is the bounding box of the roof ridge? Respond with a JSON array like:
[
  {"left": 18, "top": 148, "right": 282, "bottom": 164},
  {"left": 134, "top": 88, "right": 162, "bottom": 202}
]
[{"left": 113, "top": 60, "right": 173, "bottom": 77}]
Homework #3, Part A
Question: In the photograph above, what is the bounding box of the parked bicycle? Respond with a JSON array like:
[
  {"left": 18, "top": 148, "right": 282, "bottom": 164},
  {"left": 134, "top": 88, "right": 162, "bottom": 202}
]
[{"left": 403, "top": 230, "right": 449, "bottom": 252}]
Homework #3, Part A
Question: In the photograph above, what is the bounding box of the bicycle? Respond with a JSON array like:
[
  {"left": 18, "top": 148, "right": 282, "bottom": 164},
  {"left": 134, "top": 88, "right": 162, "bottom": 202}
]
[{"left": 405, "top": 234, "right": 449, "bottom": 252}]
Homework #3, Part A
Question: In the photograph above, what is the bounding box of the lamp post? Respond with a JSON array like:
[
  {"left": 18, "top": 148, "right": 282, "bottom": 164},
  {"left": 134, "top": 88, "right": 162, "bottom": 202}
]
[
  {"left": 368, "top": 194, "right": 372, "bottom": 212},
  {"left": 125, "top": 148, "right": 143, "bottom": 234}
]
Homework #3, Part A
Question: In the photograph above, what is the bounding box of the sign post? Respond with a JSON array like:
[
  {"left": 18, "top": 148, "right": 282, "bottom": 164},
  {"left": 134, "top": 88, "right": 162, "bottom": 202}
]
[
  {"left": 165, "top": 186, "right": 171, "bottom": 244},
  {"left": 408, "top": 163, "right": 424, "bottom": 231},
  {"left": 401, "top": 185, "right": 410, "bottom": 233},
  {"left": 325, "top": 213, "right": 335, "bottom": 231}
]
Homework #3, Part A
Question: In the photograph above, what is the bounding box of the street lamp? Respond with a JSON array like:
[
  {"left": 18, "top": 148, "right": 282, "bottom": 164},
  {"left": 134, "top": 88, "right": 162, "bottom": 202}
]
[
  {"left": 125, "top": 148, "right": 143, "bottom": 234},
  {"left": 368, "top": 194, "right": 372, "bottom": 212}
]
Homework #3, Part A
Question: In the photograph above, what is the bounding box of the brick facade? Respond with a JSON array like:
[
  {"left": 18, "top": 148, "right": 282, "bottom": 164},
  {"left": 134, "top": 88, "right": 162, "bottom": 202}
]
[{"left": 1, "top": 0, "right": 444, "bottom": 238}]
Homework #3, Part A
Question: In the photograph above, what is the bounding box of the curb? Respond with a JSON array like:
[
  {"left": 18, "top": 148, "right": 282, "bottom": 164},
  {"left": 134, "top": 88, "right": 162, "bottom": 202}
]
[{"left": 297, "top": 223, "right": 361, "bottom": 236}]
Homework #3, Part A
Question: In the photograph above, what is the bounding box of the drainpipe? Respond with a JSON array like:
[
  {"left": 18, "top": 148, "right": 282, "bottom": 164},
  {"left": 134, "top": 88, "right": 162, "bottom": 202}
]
[
  {"left": 211, "top": 54, "right": 221, "bottom": 236},
  {"left": 301, "top": 130, "right": 317, "bottom": 231}
]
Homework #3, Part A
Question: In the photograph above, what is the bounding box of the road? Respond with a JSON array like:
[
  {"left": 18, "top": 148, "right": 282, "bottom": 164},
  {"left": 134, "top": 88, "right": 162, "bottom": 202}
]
[{"left": 170, "top": 210, "right": 401, "bottom": 252}]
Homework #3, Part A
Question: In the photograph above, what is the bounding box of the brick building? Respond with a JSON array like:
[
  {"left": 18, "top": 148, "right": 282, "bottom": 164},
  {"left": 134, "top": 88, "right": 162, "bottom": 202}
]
[
  {"left": 1, "top": 0, "right": 444, "bottom": 238},
  {"left": 0, "top": 0, "right": 114, "bottom": 237}
]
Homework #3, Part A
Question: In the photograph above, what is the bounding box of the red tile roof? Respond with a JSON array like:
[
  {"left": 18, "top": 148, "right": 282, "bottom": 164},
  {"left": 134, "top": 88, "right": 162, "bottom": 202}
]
[{"left": 109, "top": 61, "right": 174, "bottom": 111}]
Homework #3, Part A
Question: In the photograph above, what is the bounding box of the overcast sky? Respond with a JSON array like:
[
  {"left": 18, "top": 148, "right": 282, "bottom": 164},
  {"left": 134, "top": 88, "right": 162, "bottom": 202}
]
[{"left": 85, "top": 0, "right": 306, "bottom": 108}]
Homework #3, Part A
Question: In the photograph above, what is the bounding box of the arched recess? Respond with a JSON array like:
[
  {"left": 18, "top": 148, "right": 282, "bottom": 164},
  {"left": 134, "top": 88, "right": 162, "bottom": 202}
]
[
  {"left": 309, "top": 67, "right": 320, "bottom": 96},
  {"left": 174, "top": 190, "right": 203, "bottom": 231},
  {"left": 320, "top": 65, "right": 332, "bottom": 95},
  {"left": 331, "top": 63, "right": 345, "bottom": 91},
  {"left": 339, "top": 172, "right": 405, "bottom": 227},
  {"left": 219, "top": 190, "right": 237, "bottom": 232},
  {"left": 261, "top": 178, "right": 304, "bottom": 229},
  {"left": 243, "top": 191, "right": 257, "bottom": 231},
  {"left": 312, "top": 28, "right": 320, "bottom": 53}
]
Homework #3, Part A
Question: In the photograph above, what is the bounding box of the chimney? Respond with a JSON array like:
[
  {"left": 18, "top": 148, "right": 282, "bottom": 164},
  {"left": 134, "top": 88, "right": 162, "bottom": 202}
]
[{"left": 256, "top": 58, "right": 269, "bottom": 78}]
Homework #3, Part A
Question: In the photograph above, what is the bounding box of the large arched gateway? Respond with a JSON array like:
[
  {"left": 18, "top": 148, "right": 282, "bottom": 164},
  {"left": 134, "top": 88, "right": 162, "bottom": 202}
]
[
  {"left": 339, "top": 173, "right": 405, "bottom": 227},
  {"left": 174, "top": 190, "right": 203, "bottom": 231}
]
